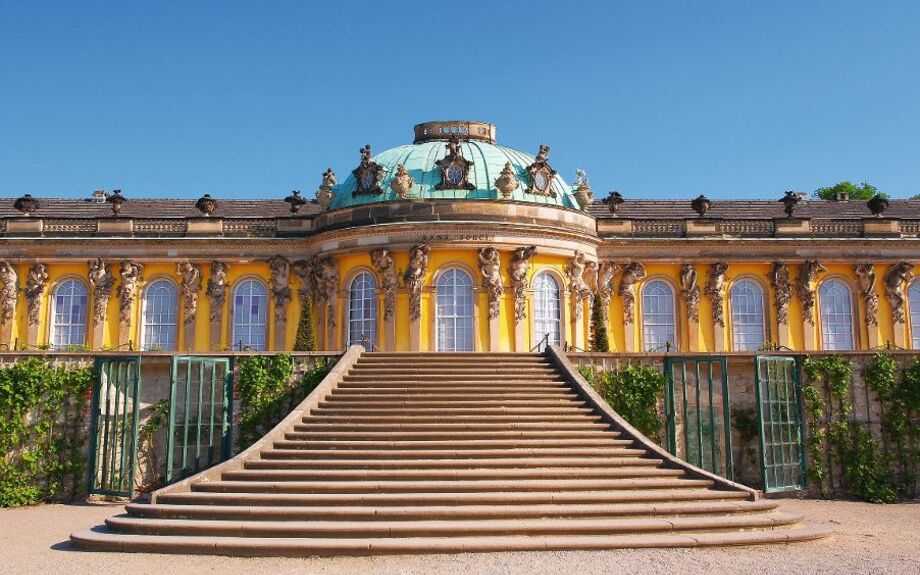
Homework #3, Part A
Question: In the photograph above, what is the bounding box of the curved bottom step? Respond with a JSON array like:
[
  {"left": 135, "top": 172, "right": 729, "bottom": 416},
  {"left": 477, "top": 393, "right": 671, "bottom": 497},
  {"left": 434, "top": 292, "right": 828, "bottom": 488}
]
[{"left": 71, "top": 524, "right": 833, "bottom": 556}]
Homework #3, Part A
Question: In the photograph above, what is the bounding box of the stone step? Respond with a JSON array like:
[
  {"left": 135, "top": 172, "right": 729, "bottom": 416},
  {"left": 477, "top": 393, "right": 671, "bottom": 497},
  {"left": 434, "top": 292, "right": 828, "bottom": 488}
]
[
  {"left": 315, "top": 401, "right": 588, "bottom": 410},
  {"left": 156, "top": 488, "right": 754, "bottom": 507},
  {"left": 292, "top": 422, "right": 612, "bottom": 432},
  {"left": 191, "top": 478, "right": 715, "bottom": 494},
  {"left": 335, "top": 384, "right": 571, "bottom": 392},
  {"left": 71, "top": 524, "right": 834, "bottom": 555},
  {"left": 304, "top": 414, "right": 605, "bottom": 424},
  {"left": 243, "top": 456, "right": 661, "bottom": 470},
  {"left": 365, "top": 353, "right": 543, "bottom": 359},
  {"left": 282, "top": 430, "right": 621, "bottom": 441},
  {"left": 271, "top": 438, "right": 635, "bottom": 450},
  {"left": 124, "top": 499, "right": 780, "bottom": 522},
  {"left": 348, "top": 368, "right": 559, "bottom": 376},
  {"left": 353, "top": 362, "right": 552, "bottom": 370},
  {"left": 324, "top": 393, "right": 583, "bottom": 402},
  {"left": 104, "top": 511, "right": 804, "bottom": 538},
  {"left": 219, "top": 467, "right": 683, "bottom": 482},
  {"left": 341, "top": 374, "right": 564, "bottom": 382},
  {"left": 310, "top": 407, "right": 597, "bottom": 416},
  {"left": 259, "top": 447, "right": 649, "bottom": 460}
]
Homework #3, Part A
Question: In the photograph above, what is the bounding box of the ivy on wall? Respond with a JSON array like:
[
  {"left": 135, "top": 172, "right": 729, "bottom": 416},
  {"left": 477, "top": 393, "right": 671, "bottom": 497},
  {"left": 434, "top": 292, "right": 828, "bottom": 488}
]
[
  {"left": 236, "top": 354, "right": 330, "bottom": 450},
  {"left": 0, "top": 358, "right": 93, "bottom": 507},
  {"left": 579, "top": 364, "right": 666, "bottom": 441},
  {"left": 802, "top": 353, "right": 919, "bottom": 503}
]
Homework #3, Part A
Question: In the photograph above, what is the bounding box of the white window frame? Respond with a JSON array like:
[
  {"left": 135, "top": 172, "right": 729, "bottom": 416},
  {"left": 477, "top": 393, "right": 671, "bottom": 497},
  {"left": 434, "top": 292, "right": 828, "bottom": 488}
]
[
  {"left": 141, "top": 279, "right": 179, "bottom": 351},
  {"left": 818, "top": 279, "right": 855, "bottom": 350},
  {"left": 909, "top": 280, "right": 920, "bottom": 350},
  {"left": 232, "top": 279, "right": 268, "bottom": 351},
  {"left": 347, "top": 272, "right": 377, "bottom": 348},
  {"left": 532, "top": 271, "right": 561, "bottom": 351},
  {"left": 730, "top": 279, "right": 767, "bottom": 351},
  {"left": 50, "top": 279, "right": 88, "bottom": 349},
  {"left": 641, "top": 279, "right": 677, "bottom": 352},
  {"left": 435, "top": 268, "right": 474, "bottom": 352}
]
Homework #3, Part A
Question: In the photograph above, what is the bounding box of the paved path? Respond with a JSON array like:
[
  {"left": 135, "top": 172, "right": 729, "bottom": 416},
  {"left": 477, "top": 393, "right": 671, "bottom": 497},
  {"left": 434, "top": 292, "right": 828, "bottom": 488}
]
[{"left": 1, "top": 499, "right": 917, "bottom": 574}]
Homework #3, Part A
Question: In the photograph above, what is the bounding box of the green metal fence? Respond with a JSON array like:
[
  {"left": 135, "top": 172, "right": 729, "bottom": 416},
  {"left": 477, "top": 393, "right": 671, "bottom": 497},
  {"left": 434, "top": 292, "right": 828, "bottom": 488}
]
[
  {"left": 664, "top": 356, "right": 734, "bottom": 479},
  {"left": 166, "top": 356, "right": 234, "bottom": 484},
  {"left": 87, "top": 356, "right": 142, "bottom": 497},
  {"left": 754, "top": 355, "right": 807, "bottom": 492}
]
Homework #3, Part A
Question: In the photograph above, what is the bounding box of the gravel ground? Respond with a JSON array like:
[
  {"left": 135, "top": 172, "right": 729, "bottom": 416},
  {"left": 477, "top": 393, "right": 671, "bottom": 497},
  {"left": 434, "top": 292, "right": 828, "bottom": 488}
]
[{"left": 1, "top": 499, "right": 917, "bottom": 575}]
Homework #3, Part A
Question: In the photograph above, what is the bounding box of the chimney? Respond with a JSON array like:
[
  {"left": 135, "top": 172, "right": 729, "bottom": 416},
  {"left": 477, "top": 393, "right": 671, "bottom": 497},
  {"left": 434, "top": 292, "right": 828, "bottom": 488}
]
[
  {"left": 91, "top": 189, "right": 107, "bottom": 203},
  {"left": 834, "top": 190, "right": 849, "bottom": 202}
]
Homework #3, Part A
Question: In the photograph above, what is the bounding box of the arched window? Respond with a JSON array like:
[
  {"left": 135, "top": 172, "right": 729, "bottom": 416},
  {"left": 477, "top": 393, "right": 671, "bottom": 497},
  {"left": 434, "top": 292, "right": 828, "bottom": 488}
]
[
  {"left": 730, "top": 279, "right": 766, "bottom": 351},
  {"left": 641, "top": 280, "right": 676, "bottom": 351},
  {"left": 909, "top": 280, "right": 920, "bottom": 350},
  {"left": 533, "top": 272, "right": 561, "bottom": 351},
  {"left": 141, "top": 279, "right": 178, "bottom": 351},
  {"left": 819, "top": 279, "right": 855, "bottom": 350},
  {"left": 232, "top": 279, "right": 268, "bottom": 351},
  {"left": 347, "top": 272, "right": 377, "bottom": 348},
  {"left": 50, "top": 279, "right": 88, "bottom": 349},
  {"left": 436, "top": 269, "right": 474, "bottom": 351}
]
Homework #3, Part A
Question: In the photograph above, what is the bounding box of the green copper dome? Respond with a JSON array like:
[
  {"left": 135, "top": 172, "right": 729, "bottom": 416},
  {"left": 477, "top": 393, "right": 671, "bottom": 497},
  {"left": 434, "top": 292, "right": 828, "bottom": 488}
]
[{"left": 326, "top": 121, "right": 580, "bottom": 210}]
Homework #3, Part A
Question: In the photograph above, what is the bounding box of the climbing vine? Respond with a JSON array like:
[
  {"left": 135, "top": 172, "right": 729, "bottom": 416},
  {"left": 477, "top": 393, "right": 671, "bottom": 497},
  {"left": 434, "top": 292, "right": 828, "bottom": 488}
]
[
  {"left": 236, "top": 354, "right": 330, "bottom": 450},
  {"left": 581, "top": 363, "right": 666, "bottom": 441},
  {"left": 0, "top": 358, "right": 93, "bottom": 507},
  {"left": 865, "top": 354, "right": 919, "bottom": 498},
  {"left": 802, "top": 354, "right": 907, "bottom": 503},
  {"left": 136, "top": 399, "right": 169, "bottom": 492}
]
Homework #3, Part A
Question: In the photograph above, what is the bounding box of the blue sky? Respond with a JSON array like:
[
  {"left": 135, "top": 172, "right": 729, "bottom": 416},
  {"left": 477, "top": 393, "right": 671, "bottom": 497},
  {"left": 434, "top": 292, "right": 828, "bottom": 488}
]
[{"left": 2, "top": 1, "right": 918, "bottom": 200}]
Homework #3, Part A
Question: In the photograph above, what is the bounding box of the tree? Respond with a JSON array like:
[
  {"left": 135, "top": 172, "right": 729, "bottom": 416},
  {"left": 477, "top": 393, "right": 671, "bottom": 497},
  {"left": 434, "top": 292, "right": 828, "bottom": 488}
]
[
  {"left": 813, "top": 181, "right": 884, "bottom": 201},
  {"left": 292, "top": 299, "right": 315, "bottom": 352},
  {"left": 911, "top": 193, "right": 920, "bottom": 200},
  {"left": 589, "top": 295, "right": 609, "bottom": 352}
]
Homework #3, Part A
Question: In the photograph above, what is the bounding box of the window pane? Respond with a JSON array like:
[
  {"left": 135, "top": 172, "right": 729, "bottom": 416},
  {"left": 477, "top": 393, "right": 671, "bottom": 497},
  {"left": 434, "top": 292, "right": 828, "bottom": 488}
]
[
  {"left": 730, "top": 279, "right": 766, "bottom": 351},
  {"left": 232, "top": 280, "right": 267, "bottom": 351},
  {"left": 819, "top": 280, "right": 854, "bottom": 350},
  {"left": 533, "top": 272, "right": 561, "bottom": 351},
  {"left": 347, "top": 273, "right": 377, "bottom": 348},
  {"left": 436, "top": 269, "right": 474, "bottom": 351},
  {"left": 910, "top": 281, "right": 920, "bottom": 350},
  {"left": 51, "top": 280, "right": 88, "bottom": 348},
  {"left": 642, "top": 281, "right": 675, "bottom": 351}
]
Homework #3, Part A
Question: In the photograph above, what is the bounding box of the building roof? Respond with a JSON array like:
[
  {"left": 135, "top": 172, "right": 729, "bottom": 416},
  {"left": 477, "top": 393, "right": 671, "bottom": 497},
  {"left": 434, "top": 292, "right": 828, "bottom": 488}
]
[
  {"left": 0, "top": 197, "right": 322, "bottom": 219},
  {"left": 588, "top": 198, "right": 920, "bottom": 220}
]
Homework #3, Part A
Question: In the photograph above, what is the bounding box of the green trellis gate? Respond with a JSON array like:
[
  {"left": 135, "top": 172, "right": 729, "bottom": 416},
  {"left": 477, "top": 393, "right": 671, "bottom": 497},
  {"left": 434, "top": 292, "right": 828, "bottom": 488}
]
[
  {"left": 663, "top": 356, "right": 734, "bottom": 479},
  {"left": 87, "top": 356, "right": 143, "bottom": 497},
  {"left": 754, "top": 355, "right": 807, "bottom": 492},
  {"left": 166, "top": 356, "right": 234, "bottom": 484}
]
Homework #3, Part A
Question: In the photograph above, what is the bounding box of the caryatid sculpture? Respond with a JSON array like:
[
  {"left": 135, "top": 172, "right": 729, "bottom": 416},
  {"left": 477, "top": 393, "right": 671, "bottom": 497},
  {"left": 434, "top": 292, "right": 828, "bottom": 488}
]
[
  {"left": 884, "top": 262, "right": 914, "bottom": 325},
  {"left": 87, "top": 258, "right": 115, "bottom": 325},
  {"left": 618, "top": 262, "right": 647, "bottom": 325},
  {"left": 566, "top": 250, "right": 589, "bottom": 320},
  {"left": 25, "top": 264, "right": 49, "bottom": 328},
  {"left": 854, "top": 263, "right": 879, "bottom": 327},
  {"left": 798, "top": 260, "right": 827, "bottom": 326},
  {"left": 509, "top": 246, "right": 537, "bottom": 323},
  {"left": 311, "top": 255, "right": 339, "bottom": 329},
  {"left": 704, "top": 262, "right": 729, "bottom": 328},
  {"left": 293, "top": 260, "right": 314, "bottom": 303},
  {"left": 596, "top": 261, "right": 620, "bottom": 320},
  {"left": 478, "top": 247, "right": 503, "bottom": 320},
  {"left": 176, "top": 262, "right": 202, "bottom": 326},
  {"left": 117, "top": 261, "right": 145, "bottom": 325},
  {"left": 268, "top": 256, "right": 292, "bottom": 322},
  {"left": 680, "top": 263, "right": 701, "bottom": 323},
  {"left": 403, "top": 245, "right": 430, "bottom": 322},
  {"left": 370, "top": 248, "right": 398, "bottom": 321},
  {"left": 0, "top": 262, "right": 18, "bottom": 328},
  {"left": 206, "top": 261, "right": 229, "bottom": 322},
  {"left": 771, "top": 262, "right": 793, "bottom": 325}
]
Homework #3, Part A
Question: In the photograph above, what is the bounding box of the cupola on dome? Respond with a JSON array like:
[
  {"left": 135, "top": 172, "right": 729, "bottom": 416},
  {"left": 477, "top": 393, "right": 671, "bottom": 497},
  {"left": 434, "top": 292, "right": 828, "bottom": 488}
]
[{"left": 321, "top": 121, "right": 586, "bottom": 211}]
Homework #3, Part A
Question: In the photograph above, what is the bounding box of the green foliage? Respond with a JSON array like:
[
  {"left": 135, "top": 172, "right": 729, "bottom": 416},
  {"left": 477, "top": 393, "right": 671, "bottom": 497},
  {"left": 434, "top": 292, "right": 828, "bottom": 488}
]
[
  {"left": 592, "top": 364, "right": 665, "bottom": 442},
  {"left": 589, "top": 297, "right": 609, "bottom": 352},
  {"left": 865, "top": 354, "right": 919, "bottom": 498},
  {"left": 731, "top": 407, "right": 759, "bottom": 480},
  {"left": 813, "top": 181, "right": 884, "bottom": 201},
  {"left": 236, "top": 355, "right": 330, "bottom": 450},
  {"left": 293, "top": 299, "right": 316, "bottom": 352},
  {"left": 137, "top": 399, "right": 169, "bottom": 492},
  {"left": 802, "top": 353, "right": 916, "bottom": 503},
  {"left": 0, "top": 358, "right": 93, "bottom": 507}
]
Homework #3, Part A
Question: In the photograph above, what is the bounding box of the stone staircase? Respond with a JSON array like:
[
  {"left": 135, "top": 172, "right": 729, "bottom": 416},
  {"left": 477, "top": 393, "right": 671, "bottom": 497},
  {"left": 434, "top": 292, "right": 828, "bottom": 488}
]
[{"left": 71, "top": 350, "right": 830, "bottom": 555}]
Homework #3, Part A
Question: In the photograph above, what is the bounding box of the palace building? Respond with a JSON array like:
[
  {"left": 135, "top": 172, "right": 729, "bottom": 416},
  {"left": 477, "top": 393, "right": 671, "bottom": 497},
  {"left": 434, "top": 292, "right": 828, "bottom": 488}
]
[{"left": 1, "top": 120, "right": 919, "bottom": 355}]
